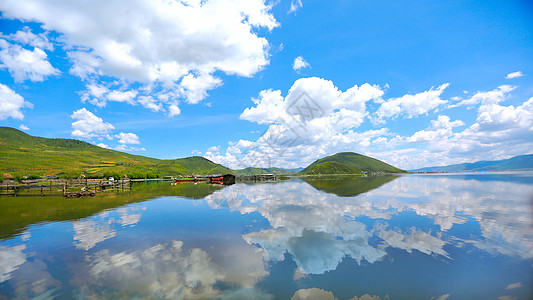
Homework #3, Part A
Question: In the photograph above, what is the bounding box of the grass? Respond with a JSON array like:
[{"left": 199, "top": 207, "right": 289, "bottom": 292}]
[
  {"left": 299, "top": 152, "right": 406, "bottom": 175},
  {"left": 0, "top": 127, "right": 289, "bottom": 178}
]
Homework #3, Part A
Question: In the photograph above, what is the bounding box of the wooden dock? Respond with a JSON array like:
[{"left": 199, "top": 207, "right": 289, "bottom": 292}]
[{"left": 0, "top": 178, "right": 132, "bottom": 198}]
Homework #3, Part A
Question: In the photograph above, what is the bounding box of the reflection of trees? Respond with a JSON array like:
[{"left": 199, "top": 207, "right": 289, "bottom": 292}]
[{"left": 301, "top": 175, "right": 399, "bottom": 197}]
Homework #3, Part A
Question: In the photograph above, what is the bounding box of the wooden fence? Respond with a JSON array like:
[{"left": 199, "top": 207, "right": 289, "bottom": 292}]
[{"left": 0, "top": 179, "right": 132, "bottom": 198}]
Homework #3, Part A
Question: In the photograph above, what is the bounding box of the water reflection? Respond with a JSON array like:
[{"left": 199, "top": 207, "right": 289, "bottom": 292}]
[{"left": 0, "top": 173, "right": 531, "bottom": 299}]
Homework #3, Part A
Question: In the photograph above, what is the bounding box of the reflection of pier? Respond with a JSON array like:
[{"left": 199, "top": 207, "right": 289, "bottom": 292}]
[
  {"left": 237, "top": 174, "right": 277, "bottom": 182},
  {"left": 174, "top": 174, "right": 236, "bottom": 185}
]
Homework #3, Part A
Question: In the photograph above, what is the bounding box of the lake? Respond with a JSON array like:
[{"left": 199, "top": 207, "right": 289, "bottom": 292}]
[{"left": 0, "top": 173, "right": 532, "bottom": 299}]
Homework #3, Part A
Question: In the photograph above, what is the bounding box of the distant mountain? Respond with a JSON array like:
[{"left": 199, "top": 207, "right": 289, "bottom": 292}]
[
  {"left": 299, "top": 152, "right": 406, "bottom": 175},
  {"left": 409, "top": 154, "right": 533, "bottom": 172},
  {"left": 234, "top": 167, "right": 296, "bottom": 176}
]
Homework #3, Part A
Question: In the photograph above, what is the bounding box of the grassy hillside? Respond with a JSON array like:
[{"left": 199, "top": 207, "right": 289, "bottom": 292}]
[
  {"left": 0, "top": 127, "right": 229, "bottom": 178},
  {"left": 299, "top": 152, "right": 405, "bottom": 175},
  {"left": 300, "top": 161, "right": 361, "bottom": 175},
  {"left": 0, "top": 127, "right": 298, "bottom": 178},
  {"left": 410, "top": 154, "right": 533, "bottom": 172}
]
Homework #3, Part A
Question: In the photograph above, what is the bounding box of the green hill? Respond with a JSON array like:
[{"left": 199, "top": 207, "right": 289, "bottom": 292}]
[
  {"left": 0, "top": 127, "right": 298, "bottom": 178},
  {"left": 0, "top": 127, "right": 229, "bottom": 178},
  {"left": 299, "top": 152, "right": 405, "bottom": 175},
  {"left": 409, "top": 154, "right": 533, "bottom": 172}
]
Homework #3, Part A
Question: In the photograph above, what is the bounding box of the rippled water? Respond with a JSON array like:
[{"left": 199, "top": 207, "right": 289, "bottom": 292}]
[{"left": 0, "top": 173, "right": 532, "bottom": 299}]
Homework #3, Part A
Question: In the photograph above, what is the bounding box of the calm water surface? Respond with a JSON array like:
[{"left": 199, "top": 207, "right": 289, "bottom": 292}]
[{"left": 0, "top": 173, "right": 532, "bottom": 299}]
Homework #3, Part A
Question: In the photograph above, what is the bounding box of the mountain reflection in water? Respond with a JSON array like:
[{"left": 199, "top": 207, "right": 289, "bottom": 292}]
[{"left": 0, "top": 173, "right": 531, "bottom": 299}]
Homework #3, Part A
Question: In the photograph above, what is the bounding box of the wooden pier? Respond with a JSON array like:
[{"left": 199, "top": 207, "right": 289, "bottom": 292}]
[{"left": 0, "top": 178, "right": 132, "bottom": 198}]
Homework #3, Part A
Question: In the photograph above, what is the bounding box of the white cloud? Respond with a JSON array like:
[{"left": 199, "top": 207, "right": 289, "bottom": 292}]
[
  {"left": 97, "top": 143, "right": 110, "bottom": 149},
  {"left": 448, "top": 85, "right": 515, "bottom": 108},
  {"left": 0, "top": 83, "right": 32, "bottom": 120},
  {"left": 138, "top": 96, "right": 163, "bottom": 112},
  {"left": 505, "top": 282, "right": 522, "bottom": 290},
  {"left": 209, "top": 77, "right": 532, "bottom": 170},
  {"left": 168, "top": 104, "right": 181, "bottom": 117},
  {"left": 18, "top": 124, "right": 29, "bottom": 131},
  {"left": 408, "top": 115, "right": 464, "bottom": 143},
  {"left": 114, "top": 144, "right": 146, "bottom": 152},
  {"left": 505, "top": 71, "right": 524, "bottom": 79},
  {"left": 288, "top": 0, "right": 303, "bottom": 14},
  {"left": 115, "top": 132, "right": 141, "bottom": 144},
  {"left": 106, "top": 90, "right": 138, "bottom": 105},
  {"left": 70, "top": 108, "right": 115, "bottom": 139},
  {"left": 0, "top": 39, "right": 59, "bottom": 82},
  {"left": 80, "top": 83, "right": 139, "bottom": 107},
  {"left": 374, "top": 83, "right": 449, "bottom": 123},
  {"left": 210, "top": 77, "right": 387, "bottom": 168},
  {"left": 2, "top": 27, "right": 54, "bottom": 51},
  {"left": 0, "top": 0, "right": 279, "bottom": 108},
  {"left": 0, "top": 244, "right": 26, "bottom": 283},
  {"left": 292, "top": 56, "right": 310, "bottom": 71}
]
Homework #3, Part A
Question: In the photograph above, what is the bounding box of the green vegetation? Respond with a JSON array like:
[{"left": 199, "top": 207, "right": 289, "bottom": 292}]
[
  {"left": 0, "top": 127, "right": 401, "bottom": 178},
  {"left": 299, "top": 152, "right": 406, "bottom": 175},
  {"left": 0, "top": 181, "right": 224, "bottom": 239},
  {"left": 299, "top": 161, "right": 361, "bottom": 175},
  {"left": 302, "top": 175, "right": 399, "bottom": 197},
  {"left": 409, "top": 154, "right": 533, "bottom": 172},
  {"left": 0, "top": 127, "right": 235, "bottom": 178}
]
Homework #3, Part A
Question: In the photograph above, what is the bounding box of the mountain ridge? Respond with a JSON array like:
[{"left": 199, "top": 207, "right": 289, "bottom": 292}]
[{"left": 409, "top": 154, "right": 533, "bottom": 172}]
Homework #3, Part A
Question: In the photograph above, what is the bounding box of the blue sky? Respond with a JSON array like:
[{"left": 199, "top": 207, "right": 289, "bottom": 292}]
[{"left": 0, "top": 0, "right": 532, "bottom": 169}]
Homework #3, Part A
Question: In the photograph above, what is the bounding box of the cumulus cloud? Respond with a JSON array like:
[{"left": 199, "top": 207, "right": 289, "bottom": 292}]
[
  {"left": 292, "top": 56, "right": 310, "bottom": 71},
  {"left": 114, "top": 144, "right": 146, "bottom": 152},
  {"left": 70, "top": 108, "right": 115, "bottom": 139},
  {"left": 0, "top": 83, "right": 33, "bottom": 120},
  {"left": 19, "top": 124, "right": 29, "bottom": 130},
  {"left": 0, "top": 39, "right": 59, "bottom": 82},
  {"left": 408, "top": 115, "right": 465, "bottom": 143},
  {"left": 374, "top": 83, "right": 449, "bottom": 123},
  {"left": 448, "top": 85, "right": 515, "bottom": 108},
  {"left": 80, "top": 83, "right": 139, "bottom": 107},
  {"left": 115, "top": 132, "right": 141, "bottom": 144},
  {"left": 0, "top": 0, "right": 279, "bottom": 110},
  {"left": 505, "top": 71, "right": 524, "bottom": 79},
  {"left": 168, "top": 104, "right": 181, "bottom": 117},
  {"left": 210, "top": 77, "right": 386, "bottom": 168},
  {"left": 2, "top": 27, "right": 54, "bottom": 51}
]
